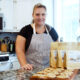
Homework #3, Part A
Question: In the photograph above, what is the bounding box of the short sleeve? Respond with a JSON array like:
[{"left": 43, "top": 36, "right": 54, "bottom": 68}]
[
  {"left": 18, "top": 26, "right": 28, "bottom": 39},
  {"left": 18, "top": 25, "right": 33, "bottom": 39},
  {"left": 49, "top": 27, "right": 58, "bottom": 41}
]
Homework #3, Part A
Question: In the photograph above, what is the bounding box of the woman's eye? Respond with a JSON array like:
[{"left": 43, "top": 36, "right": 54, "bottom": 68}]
[
  {"left": 35, "top": 13, "right": 46, "bottom": 16},
  {"left": 42, "top": 14, "right": 46, "bottom": 16},
  {"left": 36, "top": 14, "right": 40, "bottom": 16}
]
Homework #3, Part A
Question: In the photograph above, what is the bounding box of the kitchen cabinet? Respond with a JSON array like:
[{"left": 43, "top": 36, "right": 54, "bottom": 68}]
[
  {"left": 0, "top": 0, "right": 3, "bottom": 13},
  {"left": 0, "top": 0, "right": 42, "bottom": 32},
  {"left": 0, "top": 0, "right": 14, "bottom": 31},
  {"left": 0, "top": 61, "right": 12, "bottom": 72},
  {"left": 13, "top": 0, "right": 42, "bottom": 30},
  {"left": 13, "top": 0, "right": 54, "bottom": 30},
  {"left": 11, "top": 60, "right": 20, "bottom": 70},
  {"left": 9, "top": 54, "right": 20, "bottom": 70},
  {"left": 0, "top": 60, "right": 20, "bottom": 72},
  {"left": 0, "top": 54, "right": 20, "bottom": 72},
  {"left": 0, "top": 0, "right": 54, "bottom": 32}
]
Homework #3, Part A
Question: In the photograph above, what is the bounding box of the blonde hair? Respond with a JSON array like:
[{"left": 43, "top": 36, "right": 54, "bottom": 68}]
[
  {"left": 32, "top": 3, "right": 47, "bottom": 23},
  {"left": 33, "top": 3, "right": 47, "bottom": 14}
]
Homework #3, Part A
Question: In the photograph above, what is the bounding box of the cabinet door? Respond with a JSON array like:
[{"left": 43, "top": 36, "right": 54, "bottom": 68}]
[
  {"left": 12, "top": 61, "right": 20, "bottom": 70},
  {"left": 13, "top": 0, "right": 33, "bottom": 30},
  {"left": 0, "top": 0, "right": 2, "bottom": 13},
  {"left": 13, "top": 0, "right": 42, "bottom": 31},
  {"left": 0, "top": 0, "right": 13, "bottom": 30},
  {"left": 0, "top": 62, "right": 12, "bottom": 72}
]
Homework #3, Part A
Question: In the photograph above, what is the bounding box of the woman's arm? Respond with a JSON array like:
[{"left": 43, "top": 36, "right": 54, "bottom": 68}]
[{"left": 16, "top": 35, "right": 33, "bottom": 70}]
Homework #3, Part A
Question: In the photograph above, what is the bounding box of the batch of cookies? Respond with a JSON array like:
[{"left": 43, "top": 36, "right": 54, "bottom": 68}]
[
  {"left": 30, "top": 50, "right": 76, "bottom": 80},
  {"left": 30, "top": 67, "right": 74, "bottom": 79}
]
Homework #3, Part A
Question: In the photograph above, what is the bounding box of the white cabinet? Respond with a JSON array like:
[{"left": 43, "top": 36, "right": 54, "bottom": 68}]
[
  {"left": 0, "top": 54, "right": 20, "bottom": 72},
  {"left": 0, "top": 0, "right": 14, "bottom": 30},
  {"left": 13, "top": 0, "right": 33, "bottom": 30},
  {"left": 0, "top": 61, "right": 12, "bottom": 72},
  {"left": 11, "top": 60, "right": 20, "bottom": 70},
  {"left": 0, "top": 0, "right": 3, "bottom": 13},
  {"left": 0, "top": 0, "right": 54, "bottom": 32},
  {"left": 0, "top": 0, "right": 43, "bottom": 31},
  {"left": 13, "top": 0, "right": 42, "bottom": 30},
  {"left": 9, "top": 54, "right": 20, "bottom": 70},
  {"left": 13, "top": 0, "right": 54, "bottom": 30},
  {"left": 0, "top": 61, "right": 20, "bottom": 72}
]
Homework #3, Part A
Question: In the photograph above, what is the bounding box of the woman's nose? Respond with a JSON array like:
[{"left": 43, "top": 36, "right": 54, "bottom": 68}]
[{"left": 38, "top": 15, "right": 43, "bottom": 19}]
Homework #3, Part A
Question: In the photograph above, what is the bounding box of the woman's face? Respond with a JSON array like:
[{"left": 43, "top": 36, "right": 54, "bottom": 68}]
[{"left": 32, "top": 8, "right": 46, "bottom": 26}]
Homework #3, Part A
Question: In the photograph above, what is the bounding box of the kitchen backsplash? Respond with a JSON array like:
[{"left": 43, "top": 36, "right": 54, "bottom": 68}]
[
  {"left": 0, "top": 33, "right": 18, "bottom": 41},
  {"left": 0, "top": 32, "right": 18, "bottom": 53}
]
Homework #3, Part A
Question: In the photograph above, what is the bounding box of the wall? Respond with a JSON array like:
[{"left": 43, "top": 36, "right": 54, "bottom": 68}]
[{"left": 41, "top": 0, "right": 54, "bottom": 27}]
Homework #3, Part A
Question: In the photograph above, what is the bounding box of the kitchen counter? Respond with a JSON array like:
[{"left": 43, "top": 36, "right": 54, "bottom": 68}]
[
  {"left": 0, "top": 67, "right": 43, "bottom": 80},
  {"left": 0, "top": 69, "right": 80, "bottom": 80}
]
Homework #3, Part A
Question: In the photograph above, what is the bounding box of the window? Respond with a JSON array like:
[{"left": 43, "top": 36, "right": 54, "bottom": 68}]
[{"left": 54, "top": 0, "right": 79, "bottom": 42}]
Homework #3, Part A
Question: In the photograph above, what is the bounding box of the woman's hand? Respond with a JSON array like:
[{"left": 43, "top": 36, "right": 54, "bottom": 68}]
[{"left": 21, "top": 64, "right": 33, "bottom": 71}]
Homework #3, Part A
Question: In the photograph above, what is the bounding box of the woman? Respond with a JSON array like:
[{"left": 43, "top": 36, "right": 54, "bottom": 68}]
[{"left": 16, "top": 3, "right": 58, "bottom": 71}]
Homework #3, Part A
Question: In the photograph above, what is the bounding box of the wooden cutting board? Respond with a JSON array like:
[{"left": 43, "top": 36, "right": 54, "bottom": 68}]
[{"left": 30, "top": 69, "right": 79, "bottom": 80}]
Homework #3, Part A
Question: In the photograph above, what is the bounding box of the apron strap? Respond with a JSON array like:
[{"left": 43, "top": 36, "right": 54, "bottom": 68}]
[
  {"left": 45, "top": 25, "right": 49, "bottom": 34},
  {"left": 33, "top": 23, "right": 36, "bottom": 34},
  {"left": 32, "top": 23, "right": 49, "bottom": 34}
]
